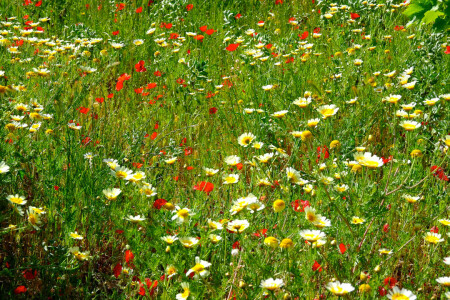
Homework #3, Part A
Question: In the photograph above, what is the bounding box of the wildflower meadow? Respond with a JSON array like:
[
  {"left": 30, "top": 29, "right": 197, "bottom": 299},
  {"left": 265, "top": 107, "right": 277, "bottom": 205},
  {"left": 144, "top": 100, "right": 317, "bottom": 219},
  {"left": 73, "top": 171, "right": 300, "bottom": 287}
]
[{"left": 0, "top": 0, "right": 449, "bottom": 299}]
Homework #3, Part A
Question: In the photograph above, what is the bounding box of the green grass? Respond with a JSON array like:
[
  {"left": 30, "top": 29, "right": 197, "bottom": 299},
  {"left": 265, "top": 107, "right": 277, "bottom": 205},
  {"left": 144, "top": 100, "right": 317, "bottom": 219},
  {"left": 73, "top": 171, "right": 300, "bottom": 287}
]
[{"left": 0, "top": 0, "right": 449, "bottom": 299}]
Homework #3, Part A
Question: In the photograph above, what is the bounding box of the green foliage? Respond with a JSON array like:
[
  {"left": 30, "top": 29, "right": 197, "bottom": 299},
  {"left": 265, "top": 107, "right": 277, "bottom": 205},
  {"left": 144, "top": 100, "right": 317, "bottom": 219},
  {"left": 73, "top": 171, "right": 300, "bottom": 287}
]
[{"left": 404, "top": 0, "right": 449, "bottom": 31}]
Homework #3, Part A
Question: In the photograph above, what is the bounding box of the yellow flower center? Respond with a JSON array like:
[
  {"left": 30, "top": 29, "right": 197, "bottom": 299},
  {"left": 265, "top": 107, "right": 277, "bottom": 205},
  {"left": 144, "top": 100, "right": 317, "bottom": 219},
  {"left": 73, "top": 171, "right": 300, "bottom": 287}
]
[{"left": 392, "top": 294, "right": 409, "bottom": 300}]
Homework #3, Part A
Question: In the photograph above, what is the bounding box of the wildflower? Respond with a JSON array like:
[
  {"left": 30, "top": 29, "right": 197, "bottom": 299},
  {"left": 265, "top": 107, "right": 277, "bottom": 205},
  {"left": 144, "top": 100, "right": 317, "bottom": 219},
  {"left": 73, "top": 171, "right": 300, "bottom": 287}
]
[
  {"left": 204, "top": 167, "right": 219, "bottom": 176},
  {"left": 7, "top": 194, "right": 26, "bottom": 205},
  {"left": 383, "top": 94, "right": 402, "bottom": 104},
  {"left": 334, "top": 184, "right": 349, "bottom": 193},
  {"left": 27, "top": 206, "right": 44, "bottom": 230},
  {"left": 103, "top": 159, "right": 119, "bottom": 170},
  {"left": 326, "top": 281, "right": 355, "bottom": 296},
  {"left": 69, "top": 247, "right": 91, "bottom": 261},
  {"left": 423, "top": 232, "right": 444, "bottom": 244},
  {"left": 186, "top": 257, "right": 211, "bottom": 279},
  {"left": 439, "top": 219, "right": 450, "bottom": 226},
  {"left": 111, "top": 166, "right": 132, "bottom": 179},
  {"left": 353, "top": 152, "right": 384, "bottom": 168},
  {"left": 209, "top": 234, "right": 222, "bottom": 244},
  {"left": 273, "top": 199, "right": 285, "bottom": 212},
  {"left": 436, "top": 277, "right": 450, "bottom": 287},
  {"left": 224, "top": 155, "right": 241, "bottom": 166},
  {"left": 172, "top": 206, "right": 194, "bottom": 223},
  {"left": 317, "top": 104, "right": 339, "bottom": 119},
  {"left": 402, "top": 194, "right": 420, "bottom": 203},
  {"left": 256, "top": 153, "right": 274, "bottom": 163},
  {"left": 70, "top": 231, "right": 83, "bottom": 240},
  {"left": 386, "top": 286, "right": 416, "bottom": 300},
  {"left": 351, "top": 216, "right": 365, "bottom": 224},
  {"left": 140, "top": 183, "right": 157, "bottom": 197},
  {"left": 271, "top": 110, "right": 288, "bottom": 118},
  {"left": 207, "top": 219, "right": 223, "bottom": 230},
  {"left": 247, "top": 200, "right": 265, "bottom": 213},
  {"left": 227, "top": 219, "right": 250, "bottom": 233},
  {"left": 179, "top": 237, "right": 199, "bottom": 248},
  {"left": 379, "top": 248, "right": 393, "bottom": 255},
  {"left": 166, "top": 265, "right": 177, "bottom": 278},
  {"left": 313, "top": 216, "right": 332, "bottom": 229},
  {"left": 299, "top": 229, "right": 326, "bottom": 242},
  {"left": 252, "top": 141, "right": 264, "bottom": 149},
  {"left": 279, "top": 238, "right": 294, "bottom": 249},
  {"left": 423, "top": 98, "right": 439, "bottom": 106},
  {"left": 103, "top": 188, "right": 121, "bottom": 201},
  {"left": 238, "top": 132, "right": 256, "bottom": 147},
  {"left": 293, "top": 97, "right": 311, "bottom": 108},
  {"left": 125, "top": 215, "right": 146, "bottom": 223},
  {"left": 410, "top": 149, "right": 422, "bottom": 158},
  {"left": 260, "top": 278, "right": 284, "bottom": 291},
  {"left": 305, "top": 206, "right": 321, "bottom": 223},
  {"left": 176, "top": 283, "right": 190, "bottom": 300},
  {"left": 307, "top": 118, "right": 320, "bottom": 128},
  {"left": 161, "top": 235, "right": 178, "bottom": 244},
  {"left": 399, "top": 120, "right": 421, "bottom": 131},
  {"left": 223, "top": 174, "right": 239, "bottom": 184}
]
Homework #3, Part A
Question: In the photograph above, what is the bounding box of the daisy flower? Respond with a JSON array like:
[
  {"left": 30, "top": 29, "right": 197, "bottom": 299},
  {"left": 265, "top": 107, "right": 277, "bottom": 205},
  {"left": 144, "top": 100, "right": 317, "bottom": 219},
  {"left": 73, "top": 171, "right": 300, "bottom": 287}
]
[
  {"left": 111, "top": 166, "right": 133, "bottom": 180},
  {"left": 293, "top": 97, "right": 311, "bottom": 108},
  {"left": 255, "top": 153, "right": 274, "bottom": 163},
  {"left": 386, "top": 286, "right": 416, "bottom": 300},
  {"left": 317, "top": 104, "right": 339, "bottom": 119},
  {"left": 326, "top": 281, "right": 355, "bottom": 296},
  {"left": 299, "top": 229, "right": 326, "bottom": 242},
  {"left": 223, "top": 174, "right": 239, "bottom": 184},
  {"left": 7, "top": 194, "right": 26, "bottom": 205},
  {"left": 351, "top": 216, "right": 365, "bottom": 224},
  {"left": 186, "top": 257, "right": 211, "bottom": 279},
  {"left": 70, "top": 247, "right": 91, "bottom": 261},
  {"left": 399, "top": 120, "right": 421, "bottom": 131},
  {"left": 0, "top": 161, "right": 10, "bottom": 174},
  {"left": 224, "top": 155, "right": 241, "bottom": 166},
  {"left": 179, "top": 237, "right": 199, "bottom": 248},
  {"left": 379, "top": 248, "right": 393, "bottom": 255},
  {"left": 176, "top": 283, "right": 190, "bottom": 300},
  {"left": 161, "top": 235, "right": 178, "bottom": 244},
  {"left": 238, "top": 132, "right": 256, "bottom": 147},
  {"left": 125, "top": 215, "right": 146, "bottom": 223},
  {"left": 166, "top": 265, "right": 177, "bottom": 278},
  {"left": 70, "top": 231, "right": 83, "bottom": 240},
  {"left": 271, "top": 110, "right": 288, "bottom": 118},
  {"left": 140, "top": 183, "right": 157, "bottom": 197},
  {"left": 260, "top": 278, "right": 284, "bottom": 291},
  {"left": 423, "top": 232, "right": 444, "bottom": 244},
  {"left": 227, "top": 219, "right": 250, "bottom": 233},
  {"left": 353, "top": 152, "right": 384, "bottom": 168},
  {"left": 172, "top": 206, "right": 194, "bottom": 223},
  {"left": 102, "top": 188, "right": 121, "bottom": 201},
  {"left": 436, "top": 277, "right": 450, "bottom": 287}
]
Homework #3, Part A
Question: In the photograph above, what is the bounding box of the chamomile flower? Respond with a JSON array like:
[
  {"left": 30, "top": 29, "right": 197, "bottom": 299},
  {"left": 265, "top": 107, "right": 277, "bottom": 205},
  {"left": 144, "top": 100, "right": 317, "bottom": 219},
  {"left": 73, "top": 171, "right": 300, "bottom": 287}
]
[
  {"left": 436, "top": 277, "right": 450, "bottom": 287},
  {"left": 353, "top": 152, "right": 384, "bottom": 168},
  {"left": 176, "top": 283, "right": 190, "bottom": 300},
  {"left": 271, "top": 110, "right": 288, "bottom": 118},
  {"left": 7, "top": 194, "right": 26, "bottom": 205},
  {"left": 379, "top": 248, "right": 393, "bottom": 255},
  {"left": 305, "top": 206, "right": 321, "bottom": 223},
  {"left": 204, "top": 167, "right": 219, "bottom": 176},
  {"left": 70, "top": 247, "right": 91, "bottom": 261},
  {"left": 402, "top": 194, "right": 420, "bottom": 203},
  {"left": 161, "top": 235, "right": 178, "bottom": 244},
  {"left": 224, "top": 155, "right": 241, "bottom": 166},
  {"left": 102, "top": 188, "right": 121, "bottom": 201},
  {"left": 140, "top": 183, "right": 157, "bottom": 197},
  {"left": 399, "top": 120, "right": 421, "bottom": 131},
  {"left": 112, "top": 166, "right": 133, "bottom": 179},
  {"left": 293, "top": 97, "right": 312, "bottom": 108},
  {"left": 186, "top": 257, "right": 211, "bottom": 279},
  {"left": 209, "top": 234, "right": 222, "bottom": 244},
  {"left": 256, "top": 153, "right": 274, "bottom": 163},
  {"left": 351, "top": 216, "right": 365, "bottom": 224},
  {"left": 207, "top": 219, "right": 223, "bottom": 230}
]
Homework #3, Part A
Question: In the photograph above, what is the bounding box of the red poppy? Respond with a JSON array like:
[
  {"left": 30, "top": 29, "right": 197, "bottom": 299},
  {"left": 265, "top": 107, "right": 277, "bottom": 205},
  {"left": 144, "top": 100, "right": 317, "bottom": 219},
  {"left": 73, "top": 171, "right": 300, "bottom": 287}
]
[
  {"left": 232, "top": 241, "right": 241, "bottom": 249},
  {"left": 383, "top": 223, "right": 389, "bottom": 233},
  {"left": 445, "top": 46, "right": 450, "bottom": 54},
  {"left": 253, "top": 228, "right": 268, "bottom": 237},
  {"left": 205, "top": 29, "right": 215, "bottom": 35},
  {"left": 35, "top": 0, "right": 42, "bottom": 6},
  {"left": 226, "top": 44, "right": 239, "bottom": 51},
  {"left": 235, "top": 13, "right": 242, "bottom": 19},
  {"left": 430, "top": 226, "right": 439, "bottom": 233},
  {"left": 81, "top": 136, "right": 92, "bottom": 146},
  {"left": 209, "top": 107, "right": 217, "bottom": 114},
  {"left": 184, "top": 147, "right": 193, "bottom": 156},
  {"left": 170, "top": 33, "right": 179, "bottom": 39},
  {"left": 108, "top": 93, "right": 114, "bottom": 98},
  {"left": 236, "top": 163, "right": 243, "bottom": 170},
  {"left": 383, "top": 277, "right": 397, "bottom": 288},
  {"left": 186, "top": 4, "right": 194, "bottom": 11},
  {"left": 299, "top": 31, "right": 309, "bottom": 40},
  {"left": 116, "top": 3, "right": 125, "bottom": 11},
  {"left": 394, "top": 25, "right": 404, "bottom": 31},
  {"left": 312, "top": 261, "right": 322, "bottom": 272},
  {"left": 153, "top": 199, "right": 167, "bottom": 209},
  {"left": 378, "top": 286, "right": 387, "bottom": 296},
  {"left": 78, "top": 107, "right": 90, "bottom": 114},
  {"left": 194, "top": 35, "right": 204, "bottom": 41},
  {"left": 147, "top": 82, "right": 157, "bottom": 89},
  {"left": 350, "top": 13, "right": 360, "bottom": 19},
  {"left": 200, "top": 25, "right": 208, "bottom": 32},
  {"left": 430, "top": 166, "right": 449, "bottom": 181},
  {"left": 95, "top": 97, "right": 104, "bottom": 103},
  {"left": 193, "top": 181, "right": 214, "bottom": 194},
  {"left": 112, "top": 30, "right": 119, "bottom": 36},
  {"left": 113, "top": 263, "right": 122, "bottom": 278},
  {"left": 14, "top": 286, "right": 27, "bottom": 294},
  {"left": 136, "top": 7, "right": 142, "bottom": 13},
  {"left": 291, "top": 199, "right": 310, "bottom": 212},
  {"left": 23, "top": 269, "right": 37, "bottom": 280},
  {"left": 150, "top": 132, "right": 158, "bottom": 140},
  {"left": 313, "top": 27, "right": 321, "bottom": 33},
  {"left": 54, "top": 185, "right": 59, "bottom": 191},
  {"left": 135, "top": 60, "right": 147, "bottom": 72},
  {"left": 339, "top": 243, "right": 347, "bottom": 254},
  {"left": 145, "top": 279, "right": 158, "bottom": 296},
  {"left": 125, "top": 250, "right": 134, "bottom": 263}
]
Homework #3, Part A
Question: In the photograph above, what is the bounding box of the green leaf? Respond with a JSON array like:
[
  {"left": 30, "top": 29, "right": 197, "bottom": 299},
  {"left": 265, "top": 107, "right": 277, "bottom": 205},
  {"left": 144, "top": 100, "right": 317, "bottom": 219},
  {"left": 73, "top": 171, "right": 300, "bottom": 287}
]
[
  {"left": 422, "top": 10, "right": 444, "bottom": 24},
  {"left": 403, "top": 3, "right": 426, "bottom": 17}
]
